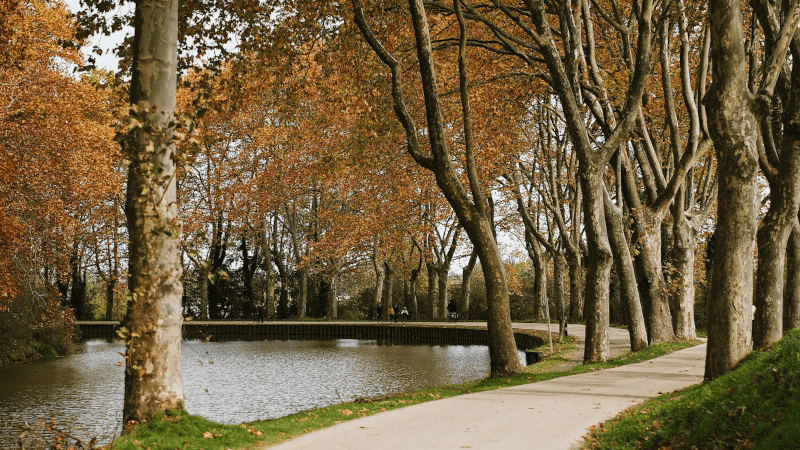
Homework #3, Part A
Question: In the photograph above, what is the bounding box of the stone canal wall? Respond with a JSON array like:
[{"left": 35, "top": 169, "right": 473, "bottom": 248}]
[{"left": 76, "top": 322, "right": 544, "bottom": 351}]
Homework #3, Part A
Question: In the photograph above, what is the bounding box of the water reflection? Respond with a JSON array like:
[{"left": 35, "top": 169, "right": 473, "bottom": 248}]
[{"left": 0, "top": 339, "right": 524, "bottom": 449}]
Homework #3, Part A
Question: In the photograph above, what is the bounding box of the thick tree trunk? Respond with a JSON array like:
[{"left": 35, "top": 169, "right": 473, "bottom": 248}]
[
  {"left": 582, "top": 171, "right": 612, "bottom": 362},
  {"left": 753, "top": 102, "right": 800, "bottom": 348},
  {"left": 297, "top": 266, "right": 309, "bottom": 319},
  {"left": 264, "top": 265, "right": 276, "bottom": 320},
  {"left": 384, "top": 261, "right": 395, "bottom": 308},
  {"left": 530, "top": 242, "right": 546, "bottom": 321},
  {"left": 326, "top": 272, "right": 338, "bottom": 319},
  {"left": 274, "top": 255, "right": 290, "bottom": 319},
  {"left": 470, "top": 217, "right": 522, "bottom": 375},
  {"left": 122, "top": 0, "right": 182, "bottom": 425},
  {"left": 105, "top": 278, "right": 116, "bottom": 321},
  {"left": 459, "top": 251, "right": 477, "bottom": 321},
  {"left": 671, "top": 207, "right": 698, "bottom": 340},
  {"left": 605, "top": 192, "right": 649, "bottom": 351},
  {"left": 553, "top": 254, "right": 567, "bottom": 341},
  {"left": 437, "top": 264, "right": 449, "bottom": 319},
  {"left": 785, "top": 222, "right": 800, "bottom": 330},
  {"left": 426, "top": 262, "right": 438, "bottom": 320},
  {"left": 704, "top": 0, "right": 759, "bottom": 378},
  {"left": 634, "top": 228, "right": 676, "bottom": 344},
  {"left": 409, "top": 268, "right": 420, "bottom": 320},
  {"left": 373, "top": 257, "right": 385, "bottom": 318},
  {"left": 198, "top": 265, "right": 208, "bottom": 320},
  {"left": 566, "top": 254, "right": 583, "bottom": 323}
]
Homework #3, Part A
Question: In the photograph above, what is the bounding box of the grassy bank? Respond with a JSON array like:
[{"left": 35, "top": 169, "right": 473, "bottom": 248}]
[
  {"left": 113, "top": 337, "right": 698, "bottom": 450},
  {"left": 583, "top": 329, "right": 800, "bottom": 449}
]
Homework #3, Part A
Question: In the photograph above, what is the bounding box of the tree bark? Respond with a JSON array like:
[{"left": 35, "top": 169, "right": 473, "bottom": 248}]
[
  {"left": 553, "top": 254, "right": 568, "bottom": 341},
  {"left": 566, "top": 253, "right": 583, "bottom": 323},
  {"left": 373, "top": 253, "right": 385, "bottom": 318},
  {"left": 122, "top": 0, "right": 182, "bottom": 425},
  {"left": 105, "top": 278, "right": 116, "bottom": 321},
  {"left": 326, "top": 271, "right": 338, "bottom": 319},
  {"left": 459, "top": 251, "right": 477, "bottom": 321},
  {"left": 785, "top": 221, "right": 800, "bottom": 330},
  {"left": 297, "top": 266, "right": 309, "bottom": 319},
  {"left": 264, "top": 249, "right": 276, "bottom": 320},
  {"left": 528, "top": 238, "right": 546, "bottom": 321},
  {"left": 384, "top": 261, "right": 395, "bottom": 308},
  {"left": 783, "top": 222, "right": 800, "bottom": 333},
  {"left": 753, "top": 64, "right": 800, "bottom": 348},
  {"left": 437, "top": 264, "right": 449, "bottom": 319},
  {"left": 426, "top": 262, "right": 438, "bottom": 320},
  {"left": 670, "top": 195, "right": 698, "bottom": 340},
  {"left": 604, "top": 188, "right": 649, "bottom": 351},
  {"left": 409, "top": 266, "right": 420, "bottom": 320},
  {"left": 632, "top": 227, "right": 676, "bottom": 343},
  {"left": 581, "top": 170, "right": 613, "bottom": 362},
  {"left": 704, "top": 0, "right": 759, "bottom": 378}
]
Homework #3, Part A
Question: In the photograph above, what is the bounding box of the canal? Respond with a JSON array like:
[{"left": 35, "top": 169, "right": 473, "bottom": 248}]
[{"left": 0, "top": 338, "right": 527, "bottom": 448}]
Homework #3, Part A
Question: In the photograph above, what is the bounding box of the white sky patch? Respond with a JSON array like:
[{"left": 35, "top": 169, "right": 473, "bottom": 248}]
[{"left": 66, "top": 0, "right": 131, "bottom": 72}]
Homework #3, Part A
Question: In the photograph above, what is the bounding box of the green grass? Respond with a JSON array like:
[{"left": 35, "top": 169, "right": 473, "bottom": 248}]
[
  {"left": 584, "top": 328, "right": 800, "bottom": 449},
  {"left": 112, "top": 336, "right": 698, "bottom": 450}
]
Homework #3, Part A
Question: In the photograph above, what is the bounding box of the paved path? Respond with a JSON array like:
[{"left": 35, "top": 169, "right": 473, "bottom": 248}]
[{"left": 267, "top": 323, "right": 706, "bottom": 449}]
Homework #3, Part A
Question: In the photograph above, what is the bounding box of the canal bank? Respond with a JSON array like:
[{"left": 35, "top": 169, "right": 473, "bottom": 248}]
[{"left": 75, "top": 320, "right": 545, "bottom": 350}]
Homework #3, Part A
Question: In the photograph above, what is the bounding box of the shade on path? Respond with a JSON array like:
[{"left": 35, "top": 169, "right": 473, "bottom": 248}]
[{"left": 266, "top": 323, "right": 706, "bottom": 449}]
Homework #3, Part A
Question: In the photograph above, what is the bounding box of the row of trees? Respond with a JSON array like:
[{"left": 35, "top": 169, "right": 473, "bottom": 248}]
[{"left": 3, "top": 0, "right": 800, "bottom": 430}]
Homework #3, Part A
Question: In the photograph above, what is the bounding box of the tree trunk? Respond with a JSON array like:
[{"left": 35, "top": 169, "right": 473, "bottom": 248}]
[
  {"left": 274, "top": 253, "right": 290, "bottom": 319},
  {"left": 671, "top": 195, "right": 698, "bottom": 340},
  {"left": 582, "top": 171, "right": 613, "bottom": 362},
  {"left": 326, "top": 271, "right": 338, "bottom": 319},
  {"left": 566, "top": 254, "right": 583, "bottom": 323},
  {"left": 384, "top": 261, "right": 395, "bottom": 308},
  {"left": 785, "top": 222, "right": 800, "bottom": 330},
  {"left": 264, "top": 260, "right": 276, "bottom": 320},
  {"left": 530, "top": 242, "right": 547, "bottom": 322},
  {"left": 605, "top": 190, "right": 649, "bottom": 351},
  {"left": 426, "top": 262, "right": 438, "bottom": 320},
  {"left": 297, "top": 266, "right": 309, "bottom": 319},
  {"left": 634, "top": 227, "right": 677, "bottom": 344},
  {"left": 409, "top": 267, "right": 420, "bottom": 320},
  {"left": 471, "top": 216, "right": 522, "bottom": 375},
  {"left": 199, "top": 265, "right": 208, "bottom": 320},
  {"left": 553, "top": 254, "right": 567, "bottom": 341},
  {"left": 105, "top": 278, "right": 116, "bottom": 321},
  {"left": 753, "top": 101, "right": 800, "bottom": 348},
  {"left": 437, "top": 264, "right": 449, "bottom": 319},
  {"left": 122, "top": 0, "right": 182, "bottom": 425},
  {"left": 459, "top": 251, "right": 477, "bottom": 321},
  {"left": 373, "top": 257, "right": 385, "bottom": 318},
  {"left": 704, "top": 0, "right": 759, "bottom": 378},
  {"left": 353, "top": 0, "right": 521, "bottom": 376}
]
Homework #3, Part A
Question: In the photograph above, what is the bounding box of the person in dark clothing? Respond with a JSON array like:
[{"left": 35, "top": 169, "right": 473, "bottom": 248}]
[
  {"left": 447, "top": 301, "right": 458, "bottom": 322},
  {"left": 377, "top": 303, "right": 383, "bottom": 322}
]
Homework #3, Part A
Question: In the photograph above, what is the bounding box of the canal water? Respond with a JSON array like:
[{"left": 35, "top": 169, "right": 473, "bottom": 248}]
[{"left": 0, "top": 339, "right": 525, "bottom": 448}]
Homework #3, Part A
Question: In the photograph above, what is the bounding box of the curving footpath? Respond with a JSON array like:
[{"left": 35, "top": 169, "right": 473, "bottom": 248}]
[{"left": 266, "top": 323, "right": 706, "bottom": 450}]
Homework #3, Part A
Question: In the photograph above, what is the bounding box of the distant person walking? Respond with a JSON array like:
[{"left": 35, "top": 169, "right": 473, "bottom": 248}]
[
  {"left": 377, "top": 303, "right": 383, "bottom": 322},
  {"left": 401, "top": 307, "right": 409, "bottom": 324},
  {"left": 447, "top": 301, "right": 458, "bottom": 322},
  {"left": 387, "top": 305, "right": 394, "bottom": 323}
]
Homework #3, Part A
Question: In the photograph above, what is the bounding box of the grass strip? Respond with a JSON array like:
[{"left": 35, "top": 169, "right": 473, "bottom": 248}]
[
  {"left": 583, "top": 328, "right": 800, "bottom": 449},
  {"left": 113, "top": 335, "right": 697, "bottom": 450}
]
